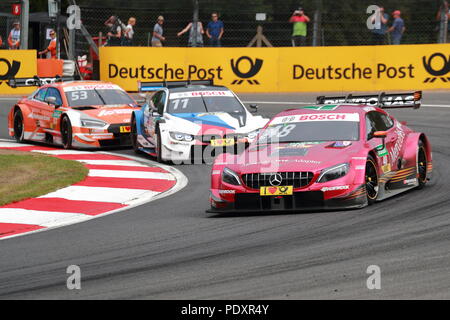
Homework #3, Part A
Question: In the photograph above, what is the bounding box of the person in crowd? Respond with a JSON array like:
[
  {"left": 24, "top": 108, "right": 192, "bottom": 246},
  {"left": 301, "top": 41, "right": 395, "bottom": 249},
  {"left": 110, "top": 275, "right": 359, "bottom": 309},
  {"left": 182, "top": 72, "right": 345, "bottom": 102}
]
[
  {"left": 388, "top": 10, "right": 405, "bottom": 45},
  {"left": 177, "top": 21, "right": 204, "bottom": 46},
  {"left": 289, "top": 7, "right": 310, "bottom": 46},
  {"left": 0, "top": 36, "right": 3, "bottom": 49},
  {"left": 8, "top": 21, "right": 21, "bottom": 49},
  {"left": 105, "top": 16, "right": 122, "bottom": 46},
  {"left": 436, "top": 1, "right": 450, "bottom": 42},
  {"left": 152, "top": 16, "right": 165, "bottom": 47},
  {"left": 370, "top": 6, "right": 389, "bottom": 45},
  {"left": 122, "top": 17, "right": 136, "bottom": 46},
  {"left": 206, "top": 12, "right": 224, "bottom": 47},
  {"left": 38, "top": 29, "right": 57, "bottom": 59}
]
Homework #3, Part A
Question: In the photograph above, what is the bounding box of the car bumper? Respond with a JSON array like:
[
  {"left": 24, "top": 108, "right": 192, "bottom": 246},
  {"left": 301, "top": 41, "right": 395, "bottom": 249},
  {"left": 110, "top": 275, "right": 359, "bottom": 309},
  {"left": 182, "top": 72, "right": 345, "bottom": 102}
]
[{"left": 208, "top": 186, "right": 368, "bottom": 213}]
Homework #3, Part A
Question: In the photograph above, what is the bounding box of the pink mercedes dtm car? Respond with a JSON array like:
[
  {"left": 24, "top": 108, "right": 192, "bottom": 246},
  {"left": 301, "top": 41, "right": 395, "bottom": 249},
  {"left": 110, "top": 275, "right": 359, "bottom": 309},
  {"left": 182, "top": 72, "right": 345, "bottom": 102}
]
[{"left": 209, "top": 91, "right": 432, "bottom": 213}]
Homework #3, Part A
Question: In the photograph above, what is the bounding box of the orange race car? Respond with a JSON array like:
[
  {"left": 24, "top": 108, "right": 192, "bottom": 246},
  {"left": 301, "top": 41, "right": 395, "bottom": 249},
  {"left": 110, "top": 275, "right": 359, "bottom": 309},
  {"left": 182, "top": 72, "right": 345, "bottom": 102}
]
[{"left": 8, "top": 78, "right": 140, "bottom": 149}]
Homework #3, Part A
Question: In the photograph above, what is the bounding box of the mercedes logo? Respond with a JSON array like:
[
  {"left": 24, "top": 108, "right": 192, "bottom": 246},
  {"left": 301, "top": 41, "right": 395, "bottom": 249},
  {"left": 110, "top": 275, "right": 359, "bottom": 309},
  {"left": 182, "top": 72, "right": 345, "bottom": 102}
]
[{"left": 269, "top": 173, "right": 283, "bottom": 186}]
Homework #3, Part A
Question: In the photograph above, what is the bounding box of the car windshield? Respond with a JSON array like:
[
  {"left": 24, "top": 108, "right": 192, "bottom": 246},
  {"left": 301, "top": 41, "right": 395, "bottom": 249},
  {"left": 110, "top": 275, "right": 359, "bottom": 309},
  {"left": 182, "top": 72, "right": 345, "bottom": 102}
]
[
  {"left": 65, "top": 88, "right": 135, "bottom": 107},
  {"left": 257, "top": 113, "right": 360, "bottom": 145},
  {"left": 167, "top": 90, "right": 245, "bottom": 114}
]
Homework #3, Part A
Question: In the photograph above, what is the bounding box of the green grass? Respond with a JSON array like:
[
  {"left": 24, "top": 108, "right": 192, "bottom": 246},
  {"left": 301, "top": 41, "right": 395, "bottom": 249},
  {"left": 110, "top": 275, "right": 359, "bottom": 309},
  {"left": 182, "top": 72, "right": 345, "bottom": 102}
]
[{"left": 0, "top": 150, "right": 89, "bottom": 206}]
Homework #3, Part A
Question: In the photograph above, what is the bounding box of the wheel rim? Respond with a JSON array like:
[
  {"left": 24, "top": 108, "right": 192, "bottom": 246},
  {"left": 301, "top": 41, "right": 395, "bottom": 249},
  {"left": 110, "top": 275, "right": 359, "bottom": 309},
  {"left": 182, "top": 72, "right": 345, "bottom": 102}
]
[
  {"left": 14, "top": 112, "right": 23, "bottom": 140},
  {"left": 418, "top": 146, "right": 427, "bottom": 183},
  {"left": 366, "top": 159, "right": 379, "bottom": 200}
]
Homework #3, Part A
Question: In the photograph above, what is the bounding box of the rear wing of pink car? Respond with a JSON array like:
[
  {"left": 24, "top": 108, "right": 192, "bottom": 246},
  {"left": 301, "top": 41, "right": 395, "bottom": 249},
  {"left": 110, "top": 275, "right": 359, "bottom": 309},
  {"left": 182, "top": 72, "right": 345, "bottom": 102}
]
[{"left": 316, "top": 91, "right": 422, "bottom": 109}]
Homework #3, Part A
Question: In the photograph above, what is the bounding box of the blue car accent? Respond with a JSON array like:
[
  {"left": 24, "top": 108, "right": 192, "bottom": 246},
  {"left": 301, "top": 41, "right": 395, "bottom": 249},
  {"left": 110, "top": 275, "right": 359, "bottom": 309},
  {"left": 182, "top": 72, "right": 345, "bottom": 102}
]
[{"left": 172, "top": 113, "right": 236, "bottom": 130}]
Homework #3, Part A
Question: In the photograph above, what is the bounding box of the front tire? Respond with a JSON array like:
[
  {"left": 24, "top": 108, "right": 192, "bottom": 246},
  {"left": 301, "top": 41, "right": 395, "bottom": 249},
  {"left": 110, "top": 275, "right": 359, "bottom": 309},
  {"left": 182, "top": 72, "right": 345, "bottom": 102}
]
[
  {"left": 61, "top": 116, "right": 73, "bottom": 149},
  {"left": 417, "top": 141, "right": 428, "bottom": 189},
  {"left": 13, "top": 109, "right": 25, "bottom": 142},
  {"left": 131, "top": 116, "right": 140, "bottom": 153},
  {"left": 155, "top": 128, "right": 163, "bottom": 163},
  {"left": 365, "top": 155, "right": 379, "bottom": 205}
]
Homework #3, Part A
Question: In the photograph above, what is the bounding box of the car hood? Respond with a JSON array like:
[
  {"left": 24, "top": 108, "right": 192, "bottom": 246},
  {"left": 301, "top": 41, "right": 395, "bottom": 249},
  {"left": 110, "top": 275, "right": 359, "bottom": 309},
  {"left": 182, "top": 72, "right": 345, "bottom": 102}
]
[
  {"left": 74, "top": 104, "right": 138, "bottom": 124},
  {"left": 231, "top": 141, "right": 362, "bottom": 174},
  {"left": 167, "top": 112, "right": 250, "bottom": 136}
]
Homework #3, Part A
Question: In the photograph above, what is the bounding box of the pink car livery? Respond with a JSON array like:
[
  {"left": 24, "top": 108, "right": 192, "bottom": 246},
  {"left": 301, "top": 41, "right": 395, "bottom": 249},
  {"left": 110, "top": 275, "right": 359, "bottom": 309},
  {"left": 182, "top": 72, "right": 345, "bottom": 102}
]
[{"left": 209, "top": 91, "right": 432, "bottom": 213}]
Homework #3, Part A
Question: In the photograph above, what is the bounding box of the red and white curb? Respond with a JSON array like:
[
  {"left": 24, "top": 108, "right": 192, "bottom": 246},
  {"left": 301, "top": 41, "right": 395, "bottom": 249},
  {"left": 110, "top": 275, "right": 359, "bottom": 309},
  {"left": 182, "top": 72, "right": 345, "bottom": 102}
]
[{"left": 0, "top": 141, "right": 187, "bottom": 240}]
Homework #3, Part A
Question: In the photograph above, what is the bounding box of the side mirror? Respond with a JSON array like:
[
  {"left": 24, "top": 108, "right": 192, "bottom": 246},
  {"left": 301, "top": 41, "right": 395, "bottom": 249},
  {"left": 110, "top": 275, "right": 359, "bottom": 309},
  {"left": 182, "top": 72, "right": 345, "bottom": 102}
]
[
  {"left": 373, "top": 131, "right": 387, "bottom": 139},
  {"left": 45, "top": 96, "right": 61, "bottom": 108},
  {"left": 249, "top": 104, "right": 258, "bottom": 113}
]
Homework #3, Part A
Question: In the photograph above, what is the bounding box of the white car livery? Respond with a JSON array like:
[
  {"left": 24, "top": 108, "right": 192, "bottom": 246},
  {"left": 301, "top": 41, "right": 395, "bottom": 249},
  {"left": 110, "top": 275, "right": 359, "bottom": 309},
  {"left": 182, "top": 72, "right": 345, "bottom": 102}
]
[{"left": 131, "top": 81, "right": 269, "bottom": 162}]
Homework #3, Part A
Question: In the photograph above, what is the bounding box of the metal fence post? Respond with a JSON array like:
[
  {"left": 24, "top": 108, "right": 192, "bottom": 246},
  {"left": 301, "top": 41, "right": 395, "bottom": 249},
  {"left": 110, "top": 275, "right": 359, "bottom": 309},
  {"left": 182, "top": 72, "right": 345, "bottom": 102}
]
[
  {"left": 192, "top": 0, "right": 199, "bottom": 47},
  {"left": 438, "top": 1, "right": 448, "bottom": 43},
  {"left": 19, "top": 0, "right": 29, "bottom": 49}
]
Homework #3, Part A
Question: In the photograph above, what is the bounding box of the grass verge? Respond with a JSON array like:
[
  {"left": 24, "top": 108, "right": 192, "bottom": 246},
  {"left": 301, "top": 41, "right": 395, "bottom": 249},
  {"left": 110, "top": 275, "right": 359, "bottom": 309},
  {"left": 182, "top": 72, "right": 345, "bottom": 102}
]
[{"left": 0, "top": 150, "right": 88, "bottom": 206}]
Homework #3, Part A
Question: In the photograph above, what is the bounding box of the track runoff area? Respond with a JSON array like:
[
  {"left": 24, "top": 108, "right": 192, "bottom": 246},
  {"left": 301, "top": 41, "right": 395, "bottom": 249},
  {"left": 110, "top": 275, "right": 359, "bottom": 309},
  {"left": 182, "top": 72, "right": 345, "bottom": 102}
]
[{"left": 0, "top": 91, "right": 449, "bottom": 307}]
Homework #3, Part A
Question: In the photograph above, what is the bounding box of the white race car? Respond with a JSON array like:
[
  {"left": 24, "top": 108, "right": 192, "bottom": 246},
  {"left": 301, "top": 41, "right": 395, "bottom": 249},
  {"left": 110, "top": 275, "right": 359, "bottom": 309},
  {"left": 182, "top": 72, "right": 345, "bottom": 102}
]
[{"left": 131, "top": 80, "right": 269, "bottom": 163}]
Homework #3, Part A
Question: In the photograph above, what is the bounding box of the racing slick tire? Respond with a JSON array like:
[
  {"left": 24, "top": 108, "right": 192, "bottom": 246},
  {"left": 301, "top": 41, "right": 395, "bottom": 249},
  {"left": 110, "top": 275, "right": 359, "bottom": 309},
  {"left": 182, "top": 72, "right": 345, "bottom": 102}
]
[
  {"left": 416, "top": 140, "right": 428, "bottom": 190},
  {"left": 61, "top": 115, "right": 73, "bottom": 149},
  {"left": 130, "top": 115, "right": 141, "bottom": 154},
  {"left": 155, "top": 127, "right": 163, "bottom": 163},
  {"left": 13, "top": 109, "right": 25, "bottom": 143},
  {"left": 365, "top": 155, "right": 379, "bottom": 205}
]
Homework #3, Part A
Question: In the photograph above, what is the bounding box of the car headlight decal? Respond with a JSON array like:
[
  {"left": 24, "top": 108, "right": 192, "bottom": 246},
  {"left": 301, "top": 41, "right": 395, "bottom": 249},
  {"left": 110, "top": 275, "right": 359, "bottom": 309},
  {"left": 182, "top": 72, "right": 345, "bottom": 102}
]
[
  {"left": 170, "top": 132, "right": 194, "bottom": 142},
  {"left": 222, "top": 167, "right": 241, "bottom": 186},
  {"left": 317, "top": 163, "right": 349, "bottom": 183},
  {"left": 80, "top": 119, "right": 107, "bottom": 128}
]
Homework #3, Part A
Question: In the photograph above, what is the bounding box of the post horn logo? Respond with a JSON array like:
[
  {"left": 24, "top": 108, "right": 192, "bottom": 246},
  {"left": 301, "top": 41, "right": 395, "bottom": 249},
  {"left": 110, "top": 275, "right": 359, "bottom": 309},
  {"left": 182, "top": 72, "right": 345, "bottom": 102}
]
[
  {"left": 423, "top": 53, "right": 450, "bottom": 83},
  {"left": 0, "top": 58, "right": 21, "bottom": 85},
  {"left": 230, "top": 56, "right": 263, "bottom": 85}
]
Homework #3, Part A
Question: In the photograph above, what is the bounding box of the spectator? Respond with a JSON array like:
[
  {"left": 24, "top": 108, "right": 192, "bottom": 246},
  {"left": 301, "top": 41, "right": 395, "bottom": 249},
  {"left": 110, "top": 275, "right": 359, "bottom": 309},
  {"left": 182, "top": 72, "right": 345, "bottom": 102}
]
[
  {"left": 105, "top": 16, "right": 122, "bottom": 46},
  {"left": 38, "top": 29, "right": 57, "bottom": 59},
  {"left": 122, "top": 17, "right": 136, "bottom": 46},
  {"left": 388, "top": 10, "right": 405, "bottom": 45},
  {"left": 371, "top": 6, "right": 389, "bottom": 45},
  {"left": 289, "top": 8, "right": 310, "bottom": 46},
  {"left": 436, "top": 1, "right": 450, "bottom": 42},
  {"left": 8, "top": 21, "right": 21, "bottom": 50},
  {"left": 0, "top": 36, "right": 3, "bottom": 49},
  {"left": 177, "top": 21, "right": 204, "bottom": 47},
  {"left": 152, "top": 16, "right": 165, "bottom": 47},
  {"left": 206, "top": 12, "right": 224, "bottom": 47}
]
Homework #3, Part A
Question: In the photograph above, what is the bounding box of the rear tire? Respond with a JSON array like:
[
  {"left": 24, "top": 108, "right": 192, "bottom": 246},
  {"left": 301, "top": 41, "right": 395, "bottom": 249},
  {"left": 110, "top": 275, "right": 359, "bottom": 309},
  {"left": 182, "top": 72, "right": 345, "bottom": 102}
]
[
  {"left": 61, "top": 116, "right": 73, "bottom": 149},
  {"left": 13, "top": 109, "right": 24, "bottom": 142},
  {"left": 365, "top": 155, "right": 379, "bottom": 205},
  {"left": 417, "top": 141, "right": 428, "bottom": 189}
]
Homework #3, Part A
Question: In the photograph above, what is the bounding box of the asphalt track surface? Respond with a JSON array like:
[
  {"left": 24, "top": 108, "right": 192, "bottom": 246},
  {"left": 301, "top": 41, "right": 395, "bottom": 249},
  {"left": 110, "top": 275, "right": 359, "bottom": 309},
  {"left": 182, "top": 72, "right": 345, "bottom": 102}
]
[{"left": 0, "top": 91, "right": 449, "bottom": 299}]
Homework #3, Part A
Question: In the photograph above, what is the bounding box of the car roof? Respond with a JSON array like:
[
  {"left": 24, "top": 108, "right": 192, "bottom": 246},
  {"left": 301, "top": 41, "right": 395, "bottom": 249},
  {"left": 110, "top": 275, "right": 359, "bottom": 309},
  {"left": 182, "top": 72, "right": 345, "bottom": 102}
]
[
  {"left": 168, "top": 85, "right": 229, "bottom": 93},
  {"left": 48, "top": 80, "right": 118, "bottom": 89}
]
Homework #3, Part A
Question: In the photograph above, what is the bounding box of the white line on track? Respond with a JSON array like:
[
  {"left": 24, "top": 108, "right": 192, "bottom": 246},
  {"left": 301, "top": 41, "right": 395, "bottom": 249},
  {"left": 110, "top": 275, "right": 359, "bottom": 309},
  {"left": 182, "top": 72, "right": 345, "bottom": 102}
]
[
  {"left": 40, "top": 185, "right": 155, "bottom": 203},
  {"left": 88, "top": 169, "right": 175, "bottom": 180},
  {"left": 75, "top": 159, "right": 149, "bottom": 166},
  {"left": 0, "top": 209, "right": 89, "bottom": 227}
]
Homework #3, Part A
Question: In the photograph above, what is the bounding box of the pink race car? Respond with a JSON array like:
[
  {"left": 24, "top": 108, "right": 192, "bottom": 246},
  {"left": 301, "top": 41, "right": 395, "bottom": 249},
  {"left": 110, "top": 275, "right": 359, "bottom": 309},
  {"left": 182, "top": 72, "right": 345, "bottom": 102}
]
[{"left": 208, "top": 91, "right": 432, "bottom": 213}]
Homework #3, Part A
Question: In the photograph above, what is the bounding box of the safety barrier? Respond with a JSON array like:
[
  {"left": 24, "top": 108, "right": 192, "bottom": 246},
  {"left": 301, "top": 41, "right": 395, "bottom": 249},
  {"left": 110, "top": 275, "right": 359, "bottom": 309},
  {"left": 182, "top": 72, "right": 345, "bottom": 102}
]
[{"left": 100, "top": 44, "right": 450, "bottom": 93}]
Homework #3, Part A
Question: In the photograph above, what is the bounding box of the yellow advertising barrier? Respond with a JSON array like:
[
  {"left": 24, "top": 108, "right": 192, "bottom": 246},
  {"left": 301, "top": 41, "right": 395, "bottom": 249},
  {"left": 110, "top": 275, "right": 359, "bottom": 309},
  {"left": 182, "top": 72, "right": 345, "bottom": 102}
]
[
  {"left": 0, "top": 50, "right": 37, "bottom": 94},
  {"left": 101, "top": 44, "right": 450, "bottom": 93}
]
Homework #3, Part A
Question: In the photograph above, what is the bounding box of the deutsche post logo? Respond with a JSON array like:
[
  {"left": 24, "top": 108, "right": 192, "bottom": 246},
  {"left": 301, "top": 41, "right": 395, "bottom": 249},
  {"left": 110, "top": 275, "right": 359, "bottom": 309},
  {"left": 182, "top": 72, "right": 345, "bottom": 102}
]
[
  {"left": 230, "top": 56, "right": 263, "bottom": 85},
  {"left": 0, "top": 58, "right": 21, "bottom": 84},
  {"left": 423, "top": 52, "right": 450, "bottom": 83}
]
